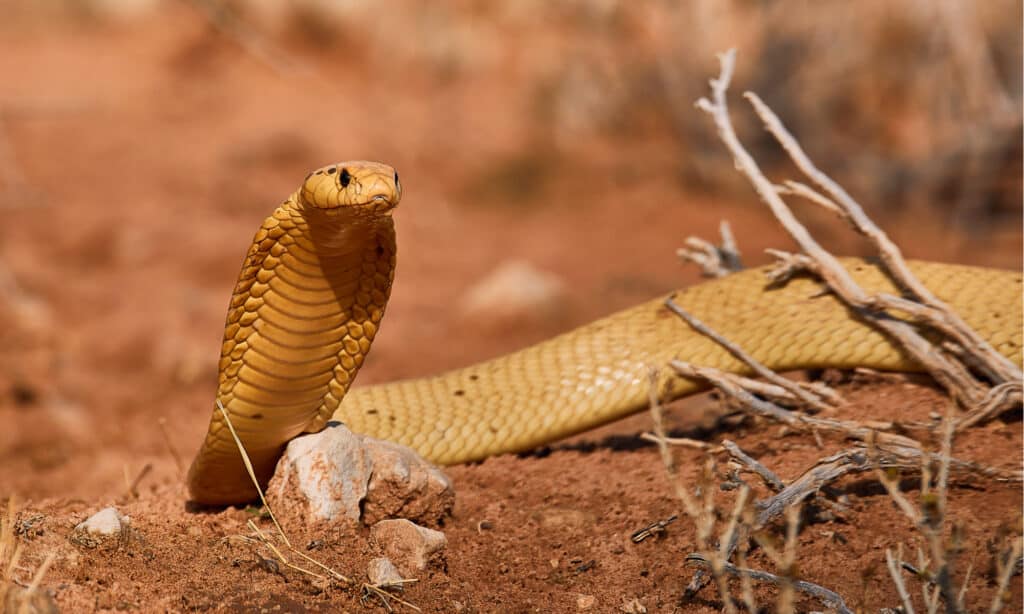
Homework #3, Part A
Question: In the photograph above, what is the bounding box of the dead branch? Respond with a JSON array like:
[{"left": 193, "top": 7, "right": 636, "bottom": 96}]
[
  {"left": 664, "top": 299, "right": 840, "bottom": 412},
  {"left": 745, "top": 90, "right": 1017, "bottom": 385},
  {"left": 678, "top": 220, "right": 743, "bottom": 277},
  {"left": 648, "top": 371, "right": 738, "bottom": 614},
  {"left": 685, "top": 553, "right": 854, "bottom": 614},
  {"left": 886, "top": 546, "right": 917, "bottom": 614},
  {"left": 669, "top": 359, "right": 925, "bottom": 451},
  {"left": 989, "top": 535, "right": 1023, "bottom": 614},
  {"left": 670, "top": 361, "right": 840, "bottom": 410},
  {"left": 695, "top": 48, "right": 1021, "bottom": 409},
  {"left": 721, "top": 439, "right": 785, "bottom": 492}
]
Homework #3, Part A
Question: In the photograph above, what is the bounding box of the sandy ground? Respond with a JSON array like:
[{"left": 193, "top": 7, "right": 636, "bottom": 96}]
[{"left": 1, "top": 3, "right": 1021, "bottom": 612}]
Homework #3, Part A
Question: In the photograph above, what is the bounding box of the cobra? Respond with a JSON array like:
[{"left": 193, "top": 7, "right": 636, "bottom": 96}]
[{"left": 187, "top": 161, "right": 1023, "bottom": 505}]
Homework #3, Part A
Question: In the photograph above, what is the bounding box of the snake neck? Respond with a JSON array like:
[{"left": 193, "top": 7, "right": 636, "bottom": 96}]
[
  {"left": 213, "top": 197, "right": 396, "bottom": 456},
  {"left": 187, "top": 194, "right": 397, "bottom": 505}
]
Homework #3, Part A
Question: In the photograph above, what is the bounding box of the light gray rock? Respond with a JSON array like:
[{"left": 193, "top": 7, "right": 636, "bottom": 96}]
[
  {"left": 267, "top": 422, "right": 453, "bottom": 526},
  {"left": 367, "top": 557, "right": 404, "bottom": 589},
  {"left": 370, "top": 519, "right": 447, "bottom": 573},
  {"left": 75, "top": 507, "right": 126, "bottom": 536},
  {"left": 70, "top": 507, "right": 128, "bottom": 548}
]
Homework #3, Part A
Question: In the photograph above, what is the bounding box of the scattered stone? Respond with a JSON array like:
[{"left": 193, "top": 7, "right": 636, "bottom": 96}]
[
  {"left": 366, "top": 557, "right": 404, "bottom": 590},
  {"left": 14, "top": 512, "right": 46, "bottom": 539},
  {"left": 370, "top": 519, "right": 447, "bottom": 574},
  {"left": 70, "top": 507, "right": 128, "bottom": 548},
  {"left": 364, "top": 437, "right": 454, "bottom": 525},
  {"left": 576, "top": 593, "right": 596, "bottom": 610},
  {"left": 460, "top": 260, "right": 567, "bottom": 327},
  {"left": 267, "top": 422, "right": 453, "bottom": 526},
  {"left": 620, "top": 597, "right": 647, "bottom": 613}
]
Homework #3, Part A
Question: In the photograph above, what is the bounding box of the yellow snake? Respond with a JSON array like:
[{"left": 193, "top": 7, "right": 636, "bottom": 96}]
[{"left": 187, "top": 161, "right": 1023, "bottom": 505}]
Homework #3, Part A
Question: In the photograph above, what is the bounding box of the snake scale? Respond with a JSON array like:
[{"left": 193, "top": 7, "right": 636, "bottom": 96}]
[{"left": 187, "top": 161, "right": 1023, "bottom": 505}]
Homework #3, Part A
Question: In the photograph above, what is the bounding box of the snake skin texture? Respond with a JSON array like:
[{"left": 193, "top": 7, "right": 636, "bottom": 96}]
[
  {"left": 188, "top": 161, "right": 400, "bottom": 504},
  {"left": 188, "top": 162, "right": 1023, "bottom": 505}
]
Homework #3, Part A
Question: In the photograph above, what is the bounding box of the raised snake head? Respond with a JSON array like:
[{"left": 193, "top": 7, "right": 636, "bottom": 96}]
[{"left": 298, "top": 160, "right": 401, "bottom": 215}]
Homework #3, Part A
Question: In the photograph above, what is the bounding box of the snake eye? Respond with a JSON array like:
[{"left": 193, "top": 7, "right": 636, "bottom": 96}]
[{"left": 339, "top": 168, "right": 352, "bottom": 188}]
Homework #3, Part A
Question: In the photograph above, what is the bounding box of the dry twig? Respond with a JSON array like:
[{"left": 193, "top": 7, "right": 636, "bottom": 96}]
[
  {"left": 664, "top": 300, "right": 840, "bottom": 412},
  {"left": 695, "top": 49, "right": 1021, "bottom": 411},
  {"left": 685, "top": 553, "right": 854, "bottom": 614},
  {"left": 678, "top": 220, "right": 743, "bottom": 277},
  {"left": 647, "top": 371, "right": 738, "bottom": 614}
]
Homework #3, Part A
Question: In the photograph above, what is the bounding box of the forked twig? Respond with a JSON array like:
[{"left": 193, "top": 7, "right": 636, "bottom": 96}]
[
  {"left": 685, "top": 553, "right": 854, "bottom": 614},
  {"left": 745, "top": 91, "right": 1019, "bottom": 386},
  {"left": 695, "top": 48, "right": 1021, "bottom": 409},
  {"left": 678, "top": 220, "right": 743, "bottom": 277},
  {"left": 664, "top": 298, "right": 840, "bottom": 411}
]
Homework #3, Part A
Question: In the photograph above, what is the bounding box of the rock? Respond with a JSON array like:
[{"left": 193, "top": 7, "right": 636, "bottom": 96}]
[
  {"left": 363, "top": 437, "right": 454, "bottom": 525},
  {"left": 366, "top": 557, "right": 404, "bottom": 589},
  {"left": 70, "top": 507, "right": 128, "bottom": 548},
  {"left": 577, "top": 594, "right": 596, "bottom": 610},
  {"left": 460, "top": 260, "right": 567, "bottom": 327},
  {"left": 370, "top": 519, "right": 447, "bottom": 573},
  {"left": 620, "top": 597, "right": 647, "bottom": 613},
  {"left": 267, "top": 422, "right": 453, "bottom": 526}
]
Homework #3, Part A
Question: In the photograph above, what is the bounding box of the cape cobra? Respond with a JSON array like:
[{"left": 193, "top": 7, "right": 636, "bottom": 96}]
[{"left": 187, "top": 160, "right": 1023, "bottom": 505}]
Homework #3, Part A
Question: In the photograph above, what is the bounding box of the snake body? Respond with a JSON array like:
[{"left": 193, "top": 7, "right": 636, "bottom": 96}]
[{"left": 187, "top": 161, "right": 1023, "bottom": 505}]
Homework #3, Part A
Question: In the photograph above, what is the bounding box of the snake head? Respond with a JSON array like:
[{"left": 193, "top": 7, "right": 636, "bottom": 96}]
[{"left": 298, "top": 161, "right": 401, "bottom": 215}]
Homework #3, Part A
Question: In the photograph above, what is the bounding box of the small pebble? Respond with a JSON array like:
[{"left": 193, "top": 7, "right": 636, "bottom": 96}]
[{"left": 577, "top": 594, "right": 596, "bottom": 610}]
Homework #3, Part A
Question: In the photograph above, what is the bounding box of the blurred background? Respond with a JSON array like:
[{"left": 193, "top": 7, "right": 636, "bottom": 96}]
[{"left": 0, "top": 0, "right": 1020, "bottom": 500}]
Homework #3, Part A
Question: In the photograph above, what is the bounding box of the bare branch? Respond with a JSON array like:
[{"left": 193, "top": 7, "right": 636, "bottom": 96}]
[
  {"left": 665, "top": 299, "right": 839, "bottom": 411},
  {"left": 685, "top": 553, "right": 854, "bottom": 614},
  {"left": 678, "top": 220, "right": 744, "bottom": 277},
  {"left": 721, "top": 440, "right": 785, "bottom": 492},
  {"left": 886, "top": 546, "right": 917, "bottom": 614},
  {"left": 744, "top": 90, "right": 1020, "bottom": 388}
]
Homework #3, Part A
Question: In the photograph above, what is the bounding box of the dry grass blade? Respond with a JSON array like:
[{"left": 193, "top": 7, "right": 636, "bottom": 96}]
[
  {"left": 638, "top": 432, "right": 715, "bottom": 450},
  {"left": 215, "top": 399, "right": 290, "bottom": 548},
  {"left": 216, "top": 401, "right": 357, "bottom": 587},
  {"left": 1, "top": 497, "right": 57, "bottom": 614},
  {"left": 1, "top": 497, "right": 19, "bottom": 608}
]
